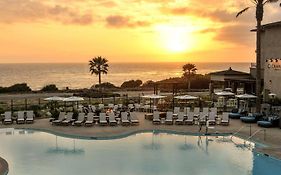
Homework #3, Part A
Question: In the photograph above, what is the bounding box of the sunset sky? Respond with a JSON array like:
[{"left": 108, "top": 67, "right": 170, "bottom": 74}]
[{"left": 0, "top": 0, "right": 280, "bottom": 63}]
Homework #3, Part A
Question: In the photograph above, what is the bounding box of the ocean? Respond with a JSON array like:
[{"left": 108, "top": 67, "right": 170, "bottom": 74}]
[{"left": 0, "top": 62, "right": 251, "bottom": 90}]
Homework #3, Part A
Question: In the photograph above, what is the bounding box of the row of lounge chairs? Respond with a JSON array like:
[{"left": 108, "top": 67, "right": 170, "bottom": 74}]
[
  {"left": 152, "top": 111, "right": 229, "bottom": 126},
  {"left": 2, "top": 111, "right": 34, "bottom": 125},
  {"left": 52, "top": 112, "right": 139, "bottom": 126},
  {"left": 173, "top": 107, "right": 217, "bottom": 117}
]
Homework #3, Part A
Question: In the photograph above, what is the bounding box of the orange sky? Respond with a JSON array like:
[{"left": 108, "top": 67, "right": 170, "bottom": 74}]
[{"left": 0, "top": 0, "right": 280, "bottom": 63}]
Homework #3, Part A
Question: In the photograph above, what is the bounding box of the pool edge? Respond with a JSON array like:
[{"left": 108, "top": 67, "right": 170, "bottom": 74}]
[{"left": 0, "top": 157, "right": 9, "bottom": 175}]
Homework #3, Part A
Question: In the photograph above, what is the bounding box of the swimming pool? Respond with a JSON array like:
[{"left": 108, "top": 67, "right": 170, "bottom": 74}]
[{"left": 0, "top": 129, "right": 280, "bottom": 175}]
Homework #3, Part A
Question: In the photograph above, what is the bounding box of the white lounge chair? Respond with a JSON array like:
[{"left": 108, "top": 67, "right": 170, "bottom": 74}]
[
  {"left": 85, "top": 113, "right": 94, "bottom": 126},
  {"left": 128, "top": 104, "right": 134, "bottom": 111},
  {"left": 109, "top": 113, "right": 117, "bottom": 126},
  {"left": 199, "top": 112, "right": 207, "bottom": 125},
  {"left": 165, "top": 111, "right": 173, "bottom": 125},
  {"left": 184, "top": 107, "right": 190, "bottom": 117},
  {"left": 173, "top": 107, "right": 180, "bottom": 119},
  {"left": 74, "top": 113, "right": 85, "bottom": 126},
  {"left": 185, "top": 112, "right": 194, "bottom": 125},
  {"left": 210, "top": 107, "right": 217, "bottom": 115},
  {"left": 52, "top": 112, "right": 66, "bottom": 125},
  {"left": 17, "top": 111, "right": 25, "bottom": 124},
  {"left": 108, "top": 103, "right": 114, "bottom": 109},
  {"left": 99, "top": 104, "right": 104, "bottom": 110},
  {"left": 221, "top": 112, "right": 229, "bottom": 126},
  {"left": 134, "top": 103, "right": 141, "bottom": 112},
  {"left": 193, "top": 107, "right": 200, "bottom": 117},
  {"left": 175, "top": 112, "right": 184, "bottom": 125},
  {"left": 121, "top": 112, "right": 130, "bottom": 126},
  {"left": 208, "top": 112, "right": 216, "bottom": 125},
  {"left": 153, "top": 111, "right": 161, "bottom": 125},
  {"left": 130, "top": 112, "right": 139, "bottom": 125},
  {"left": 26, "top": 111, "right": 34, "bottom": 124},
  {"left": 99, "top": 113, "right": 108, "bottom": 126},
  {"left": 89, "top": 105, "right": 96, "bottom": 113},
  {"left": 3, "top": 111, "right": 13, "bottom": 124},
  {"left": 203, "top": 107, "right": 209, "bottom": 114},
  {"left": 62, "top": 112, "right": 73, "bottom": 125}
]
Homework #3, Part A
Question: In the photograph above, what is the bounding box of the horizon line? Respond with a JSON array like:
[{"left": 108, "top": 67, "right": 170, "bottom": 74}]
[{"left": 0, "top": 61, "right": 253, "bottom": 64}]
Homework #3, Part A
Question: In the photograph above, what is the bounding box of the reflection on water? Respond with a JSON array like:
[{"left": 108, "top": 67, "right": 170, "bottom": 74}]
[{"left": 0, "top": 129, "right": 280, "bottom": 175}]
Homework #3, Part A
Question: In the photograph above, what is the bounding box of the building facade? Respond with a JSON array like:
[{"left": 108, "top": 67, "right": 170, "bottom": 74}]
[{"left": 260, "top": 21, "right": 281, "bottom": 99}]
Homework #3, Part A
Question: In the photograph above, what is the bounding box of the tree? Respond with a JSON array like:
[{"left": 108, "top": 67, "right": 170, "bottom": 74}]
[
  {"left": 89, "top": 56, "right": 109, "bottom": 90},
  {"left": 182, "top": 63, "right": 197, "bottom": 91},
  {"left": 236, "top": 0, "right": 280, "bottom": 112}
]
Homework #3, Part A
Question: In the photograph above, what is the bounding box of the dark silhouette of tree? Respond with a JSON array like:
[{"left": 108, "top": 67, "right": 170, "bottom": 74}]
[
  {"left": 182, "top": 63, "right": 197, "bottom": 91},
  {"left": 89, "top": 56, "right": 109, "bottom": 90},
  {"left": 236, "top": 0, "right": 280, "bottom": 112}
]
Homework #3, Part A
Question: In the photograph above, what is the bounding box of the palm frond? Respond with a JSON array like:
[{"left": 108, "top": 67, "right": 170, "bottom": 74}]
[{"left": 236, "top": 7, "right": 250, "bottom": 18}]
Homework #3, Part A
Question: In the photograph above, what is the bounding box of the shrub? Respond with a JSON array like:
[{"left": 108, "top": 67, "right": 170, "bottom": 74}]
[
  {"left": 50, "top": 109, "right": 60, "bottom": 119},
  {"left": 0, "top": 83, "right": 32, "bottom": 93},
  {"left": 94, "top": 82, "right": 117, "bottom": 89},
  {"left": 29, "top": 105, "right": 42, "bottom": 117},
  {"left": 190, "top": 74, "right": 210, "bottom": 89},
  {"left": 121, "top": 80, "right": 142, "bottom": 89},
  {"left": 41, "top": 84, "right": 59, "bottom": 92}
]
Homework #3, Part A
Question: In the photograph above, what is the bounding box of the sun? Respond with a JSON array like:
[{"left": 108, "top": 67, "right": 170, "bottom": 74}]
[{"left": 155, "top": 25, "right": 194, "bottom": 53}]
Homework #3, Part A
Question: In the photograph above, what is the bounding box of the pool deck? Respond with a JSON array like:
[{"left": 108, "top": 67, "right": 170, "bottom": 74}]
[{"left": 0, "top": 112, "right": 281, "bottom": 159}]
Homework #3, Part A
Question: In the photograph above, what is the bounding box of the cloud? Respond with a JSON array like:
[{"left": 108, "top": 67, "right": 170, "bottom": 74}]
[
  {"left": 0, "top": 0, "right": 93, "bottom": 25},
  {"left": 161, "top": 6, "right": 238, "bottom": 23},
  {"left": 214, "top": 24, "right": 255, "bottom": 46},
  {"left": 105, "top": 15, "right": 150, "bottom": 28}
]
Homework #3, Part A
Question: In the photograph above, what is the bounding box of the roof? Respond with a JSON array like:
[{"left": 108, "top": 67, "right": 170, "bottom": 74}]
[
  {"left": 209, "top": 67, "right": 250, "bottom": 76},
  {"left": 251, "top": 21, "right": 281, "bottom": 32}
]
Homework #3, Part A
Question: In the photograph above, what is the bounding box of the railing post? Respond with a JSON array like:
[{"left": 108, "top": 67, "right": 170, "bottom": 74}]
[
  {"left": 38, "top": 98, "right": 41, "bottom": 106},
  {"left": 25, "top": 99, "right": 27, "bottom": 110},
  {"left": 249, "top": 124, "right": 252, "bottom": 136},
  {"left": 11, "top": 99, "right": 13, "bottom": 112}
]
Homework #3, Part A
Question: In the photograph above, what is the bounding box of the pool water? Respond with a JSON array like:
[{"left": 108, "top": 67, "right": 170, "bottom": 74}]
[{"left": 0, "top": 129, "right": 281, "bottom": 175}]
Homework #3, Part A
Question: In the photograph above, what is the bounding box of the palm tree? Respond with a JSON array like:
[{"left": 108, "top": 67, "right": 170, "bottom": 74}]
[
  {"left": 236, "top": 0, "right": 280, "bottom": 112},
  {"left": 182, "top": 63, "right": 197, "bottom": 91},
  {"left": 89, "top": 56, "right": 109, "bottom": 90}
]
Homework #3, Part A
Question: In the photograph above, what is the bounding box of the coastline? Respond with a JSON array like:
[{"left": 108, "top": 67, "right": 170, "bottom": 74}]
[{"left": 1, "top": 112, "right": 281, "bottom": 160}]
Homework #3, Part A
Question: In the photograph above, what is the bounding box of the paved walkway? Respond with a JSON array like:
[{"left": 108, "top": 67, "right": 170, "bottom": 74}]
[{"left": 1, "top": 112, "right": 281, "bottom": 159}]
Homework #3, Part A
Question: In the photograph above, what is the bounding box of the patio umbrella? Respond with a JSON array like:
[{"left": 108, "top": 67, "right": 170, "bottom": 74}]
[
  {"left": 44, "top": 96, "right": 65, "bottom": 101},
  {"left": 235, "top": 94, "right": 257, "bottom": 110},
  {"left": 63, "top": 96, "right": 84, "bottom": 102},
  {"left": 141, "top": 94, "right": 166, "bottom": 111},
  {"left": 44, "top": 96, "right": 65, "bottom": 109},
  {"left": 235, "top": 94, "right": 257, "bottom": 99},
  {"left": 174, "top": 95, "right": 198, "bottom": 100},
  {"left": 63, "top": 96, "right": 84, "bottom": 109},
  {"left": 174, "top": 95, "right": 199, "bottom": 108},
  {"left": 215, "top": 91, "right": 235, "bottom": 96}
]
